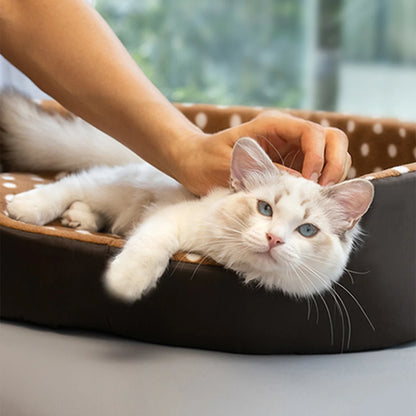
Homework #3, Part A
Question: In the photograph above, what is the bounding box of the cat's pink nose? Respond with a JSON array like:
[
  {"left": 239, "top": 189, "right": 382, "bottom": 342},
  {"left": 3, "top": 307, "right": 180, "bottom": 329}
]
[{"left": 266, "top": 232, "right": 284, "bottom": 249}]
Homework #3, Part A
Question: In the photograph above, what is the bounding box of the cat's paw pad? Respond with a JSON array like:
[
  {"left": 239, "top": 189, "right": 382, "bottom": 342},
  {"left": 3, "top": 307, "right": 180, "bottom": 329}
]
[
  {"left": 7, "top": 190, "right": 50, "bottom": 225},
  {"left": 104, "top": 257, "right": 160, "bottom": 303},
  {"left": 61, "top": 201, "right": 100, "bottom": 232}
]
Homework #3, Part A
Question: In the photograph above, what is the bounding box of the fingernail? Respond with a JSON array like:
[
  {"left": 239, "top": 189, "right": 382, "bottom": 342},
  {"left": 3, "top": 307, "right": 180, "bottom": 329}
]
[
  {"left": 327, "top": 181, "right": 335, "bottom": 187},
  {"left": 310, "top": 172, "right": 319, "bottom": 183}
]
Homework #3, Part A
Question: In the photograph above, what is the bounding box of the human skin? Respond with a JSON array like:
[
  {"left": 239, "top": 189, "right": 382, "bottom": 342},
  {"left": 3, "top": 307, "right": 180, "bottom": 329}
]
[{"left": 0, "top": 0, "right": 350, "bottom": 195}]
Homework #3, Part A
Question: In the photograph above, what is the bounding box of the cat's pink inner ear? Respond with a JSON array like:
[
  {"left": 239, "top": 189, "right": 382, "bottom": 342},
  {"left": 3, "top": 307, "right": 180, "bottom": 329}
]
[
  {"left": 230, "top": 137, "right": 277, "bottom": 191},
  {"left": 325, "top": 179, "right": 374, "bottom": 228}
]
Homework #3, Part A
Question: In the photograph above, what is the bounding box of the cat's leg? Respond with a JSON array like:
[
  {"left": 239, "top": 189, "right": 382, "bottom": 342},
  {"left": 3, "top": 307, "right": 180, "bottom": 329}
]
[
  {"left": 105, "top": 207, "right": 186, "bottom": 302},
  {"left": 7, "top": 182, "right": 78, "bottom": 226},
  {"left": 7, "top": 166, "right": 141, "bottom": 231},
  {"left": 61, "top": 201, "right": 105, "bottom": 232}
]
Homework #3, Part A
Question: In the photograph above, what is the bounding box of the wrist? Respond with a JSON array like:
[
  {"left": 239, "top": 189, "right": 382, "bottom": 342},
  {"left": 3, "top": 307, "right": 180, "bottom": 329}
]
[{"left": 166, "top": 129, "right": 209, "bottom": 186}]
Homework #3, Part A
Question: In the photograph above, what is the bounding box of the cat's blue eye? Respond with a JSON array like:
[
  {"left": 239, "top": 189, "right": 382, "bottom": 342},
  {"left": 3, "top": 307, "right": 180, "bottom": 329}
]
[
  {"left": 297, "top": 223, "right": 319, "bottom": 237},
  {"left": 257, "top": 200, "right": 273, "bottom": 217}
]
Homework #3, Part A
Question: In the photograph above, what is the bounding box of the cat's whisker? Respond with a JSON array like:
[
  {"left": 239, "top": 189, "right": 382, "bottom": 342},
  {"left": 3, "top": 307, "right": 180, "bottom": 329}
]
[
  {"left": 299, "top": 252, "right": 341, "bottom": 267},
  {"left": 306, "top": 296, "right": 311, "bottom": 321},
  {"left": 300, "top": 253, "right": 374, "bottom": 341},
  {"left": 288, "top": 264, "right": 317, "bottom": 323},
  {"left": 168, "top": 256, "right": 185, "bottom": 278},
  {"left": 328, "top": 286, "right": 350, "bottom": 352},
  {"left": 283, "top": 149, "right": 301, "bottom": 170},
  {"left": 298, "top": 262, "right": 344, "bottom": 347},
  {"left": 344, "top": 269, "right": 355, "bottom": 284},
  {"left": 198, "top": 218, "right": 244, "bottom": 236},
  {"left": 334, "top": 281, "right": 375, "bottom": 332},
  {"left": 311, "top": 294, "right": 319, "bottom": 324},
  {"left": 206, "top": 209, "right": 248, "bottom": 229},
  {"left": 343, "top": 267, "right": 369, "bottom": 285},
  {"left": 344, "top": 268, "right": 370, "bottom": 276},
  {"left": 289, "top": 150, "right": 301, "bottom": 169},
  {"left": 188, "top": 255, "right": 211, "bottom": 280},
  {"left": 255, "top": 134, "right": 285, "bottom": 166},
  {"left": 298, "top": 261, "right": 353, "bottom": 351},
  {"left": 298, "top": 266, "right": 337, "bottom": 345},
  {"left": 295, "top": 266, "right": 334, "bottom": 345}
]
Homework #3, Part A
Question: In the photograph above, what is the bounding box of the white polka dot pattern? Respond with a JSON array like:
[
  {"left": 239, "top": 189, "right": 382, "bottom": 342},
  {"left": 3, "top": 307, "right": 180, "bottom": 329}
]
[
  {"left": 54, "top": 172, "right": 69, "bottom": 181},
  {"left": 360, "top": 143, "right": 370, "bottom": 157},
  {"left": 229, "top": 113, "right": 242, "bottom": 127},
  {"left": 347, "top": 166, "right": 357, "bottom": 179},
  {"left": 320, "top": 119, "right": 330, "bottom": 127},
  {"left": 373, "top": 123, "right": 383, "bottom": 134},
  {"left": 185, "top": 253, "right": 203, "bottom": 262},
  {"left": 30, "top": 176, "right": 45, "bottom": 182},
  {"left": 3, "top": 182, "right": 16, "bottom": 189},
  {"left": 347, "top": 120, "right": 356, "bottom": 133},
  {"left": 387, "top": 144, "right": 398, "bottom": 158},
  {"left": 195, "top": 112, "right": 208, "bottom": 129},
  {"left": 75, "top": 229, "right": 92, "bottom": 235},
  {"left": 391, "top": 166, "right": 410, "bottom": 174}
]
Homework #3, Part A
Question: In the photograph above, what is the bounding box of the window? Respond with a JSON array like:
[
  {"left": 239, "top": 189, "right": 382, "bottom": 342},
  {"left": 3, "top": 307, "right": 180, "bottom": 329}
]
[
  {"left": 96, "top": 0, "right": 415, "bottom": 120},
  {"left": 2, "top": 1, "right": 413, "bottom": 120}
]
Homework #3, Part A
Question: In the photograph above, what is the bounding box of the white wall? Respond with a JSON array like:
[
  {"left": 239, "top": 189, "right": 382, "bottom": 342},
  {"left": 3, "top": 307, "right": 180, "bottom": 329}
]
[{"left": 337, "top": 63, "right": 416, "bottom": 121}]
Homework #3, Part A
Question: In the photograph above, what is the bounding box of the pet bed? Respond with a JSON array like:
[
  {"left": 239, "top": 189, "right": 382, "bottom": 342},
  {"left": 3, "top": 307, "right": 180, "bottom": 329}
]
[{"left": 1, "top": 102, "right": 415, "bottom": 354}]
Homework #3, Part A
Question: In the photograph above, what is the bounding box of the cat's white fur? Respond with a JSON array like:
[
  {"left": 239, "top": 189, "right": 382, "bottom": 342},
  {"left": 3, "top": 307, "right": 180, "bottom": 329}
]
[{"left": 1, "top": 92, "right": 374, "bottom": 302}]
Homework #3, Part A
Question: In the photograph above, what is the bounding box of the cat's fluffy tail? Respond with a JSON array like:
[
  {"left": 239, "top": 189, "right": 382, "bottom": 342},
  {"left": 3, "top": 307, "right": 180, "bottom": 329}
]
[{"left": 0, "top": 90, "right": 141, "bottom": 172}]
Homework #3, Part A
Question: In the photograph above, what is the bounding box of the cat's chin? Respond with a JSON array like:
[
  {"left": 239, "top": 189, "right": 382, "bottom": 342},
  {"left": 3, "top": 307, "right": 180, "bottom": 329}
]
[
  {"left": 235, "top": 256, "right": 338, "bottom": 298},
  {"left": 254, "top": 271, "right": 334, "bottom": 298},
  {"left": 254, "top": 251, "right": 282, "bottom": 270}
]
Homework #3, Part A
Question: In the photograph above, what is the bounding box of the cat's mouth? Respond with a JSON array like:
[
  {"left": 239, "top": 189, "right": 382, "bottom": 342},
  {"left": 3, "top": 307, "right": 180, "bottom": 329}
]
[{"left": 255, "top": 249, "right": 281, "bottom": 267}]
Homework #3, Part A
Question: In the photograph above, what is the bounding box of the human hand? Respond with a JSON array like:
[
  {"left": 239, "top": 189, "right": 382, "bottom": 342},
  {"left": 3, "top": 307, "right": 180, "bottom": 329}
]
[{"left": 177, "top": 110, "right": 351, "bottom": 196}]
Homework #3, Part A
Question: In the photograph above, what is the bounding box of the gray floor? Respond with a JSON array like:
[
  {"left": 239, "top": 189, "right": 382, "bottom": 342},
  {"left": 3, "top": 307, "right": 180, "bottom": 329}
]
[{"left": 1, "top": 322, "right": 415, "bottom": 416}]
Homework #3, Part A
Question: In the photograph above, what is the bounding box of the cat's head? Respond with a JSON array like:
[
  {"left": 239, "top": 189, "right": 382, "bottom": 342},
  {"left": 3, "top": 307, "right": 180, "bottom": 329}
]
[{"left": 210, "top": 137, "right": 374, "bottom": 298}]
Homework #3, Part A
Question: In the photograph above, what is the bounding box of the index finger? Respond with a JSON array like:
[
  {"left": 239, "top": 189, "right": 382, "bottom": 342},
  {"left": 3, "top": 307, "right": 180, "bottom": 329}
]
[
  {"left": 318, "top": 128, "right": 350, "bottom": 185},
  {"left": 250, "top": 114, "right": 327, "bottom": 181},
  {"left": 299, "top": 122, "right": 326, "bottom": 182}
]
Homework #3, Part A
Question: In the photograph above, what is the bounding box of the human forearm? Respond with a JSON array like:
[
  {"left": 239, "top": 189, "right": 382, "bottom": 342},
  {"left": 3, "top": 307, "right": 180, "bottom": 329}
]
[
  {"left": 0, "top": 0, "right": 202, "bottom": 179},
  {"left": 0, "top": 0, "right": 351, "bottom": 196}
]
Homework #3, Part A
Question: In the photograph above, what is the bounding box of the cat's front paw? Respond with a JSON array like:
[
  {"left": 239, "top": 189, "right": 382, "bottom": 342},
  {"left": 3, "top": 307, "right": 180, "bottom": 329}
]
[
  {"left": 104, "top": 255, "right": 166, "bottom": 303},
  {"left": 7, "top": 189, "right": 54, "bottom": 225},
  {"left": 61, "top": 201, "right": 101, "bottom": 232}
]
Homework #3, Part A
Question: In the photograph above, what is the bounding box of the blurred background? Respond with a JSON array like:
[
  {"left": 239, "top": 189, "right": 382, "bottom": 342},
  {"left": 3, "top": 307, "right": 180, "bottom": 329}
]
[{"left": 1, "top": 0, "right": 415, "bottom": 120}]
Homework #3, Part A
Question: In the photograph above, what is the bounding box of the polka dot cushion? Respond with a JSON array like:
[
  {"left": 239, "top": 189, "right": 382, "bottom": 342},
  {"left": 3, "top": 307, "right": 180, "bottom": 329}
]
[{"left": 1, "top": 102, "right": 415, "bottom": 354}]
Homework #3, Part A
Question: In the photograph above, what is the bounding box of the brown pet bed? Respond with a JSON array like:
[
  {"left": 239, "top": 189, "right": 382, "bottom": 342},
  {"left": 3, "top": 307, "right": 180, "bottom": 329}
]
[{"left": 1, "top": 103, "right": 415, "bottom": 354}]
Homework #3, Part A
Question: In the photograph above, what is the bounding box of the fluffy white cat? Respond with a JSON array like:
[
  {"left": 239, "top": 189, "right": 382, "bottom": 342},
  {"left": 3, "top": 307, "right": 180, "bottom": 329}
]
[{"left": 1, "top": 92, "right": 374, "bottom": 302}]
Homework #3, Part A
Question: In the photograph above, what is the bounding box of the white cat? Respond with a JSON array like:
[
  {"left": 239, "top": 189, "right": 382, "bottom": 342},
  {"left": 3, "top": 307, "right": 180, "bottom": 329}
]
[{"left": 1, "top": 92, "right": 374, "bottom": 302}]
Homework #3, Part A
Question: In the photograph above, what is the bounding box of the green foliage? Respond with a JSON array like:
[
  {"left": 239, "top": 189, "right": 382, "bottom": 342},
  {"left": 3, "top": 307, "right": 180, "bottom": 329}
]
[{"left": 96, "top": 0, "right": 304, "bottom": 107}]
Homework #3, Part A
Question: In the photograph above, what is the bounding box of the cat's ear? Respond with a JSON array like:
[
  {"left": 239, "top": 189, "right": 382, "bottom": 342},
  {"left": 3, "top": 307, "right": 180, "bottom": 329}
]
[
  {"left": 230, "top": 137, "right": 278, "bottom": 191},
  {"left": 323, "top": 179, "right": 374, "bottom": 230}
]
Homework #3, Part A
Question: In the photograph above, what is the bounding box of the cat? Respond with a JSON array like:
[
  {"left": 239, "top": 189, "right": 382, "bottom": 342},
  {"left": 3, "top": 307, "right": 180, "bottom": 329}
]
[{"left": 0, "top": 91, "right": 374, "bottom": 303}]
